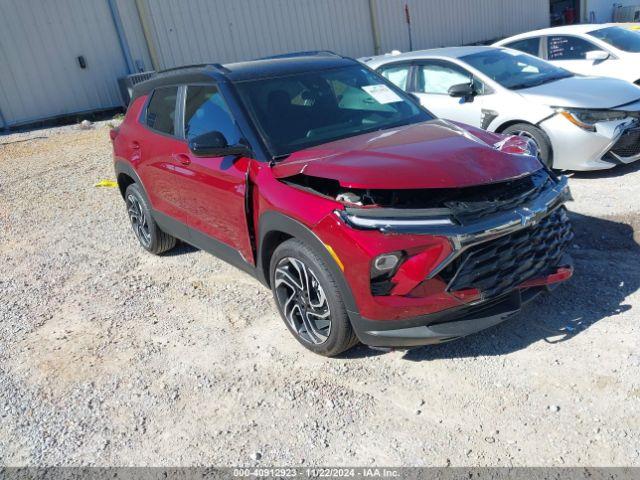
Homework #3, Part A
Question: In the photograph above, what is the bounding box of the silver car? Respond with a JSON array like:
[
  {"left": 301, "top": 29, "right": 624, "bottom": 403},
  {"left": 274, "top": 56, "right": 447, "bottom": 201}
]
[{"left": 361, "top": 46, "right": 640, "bottom": 170}]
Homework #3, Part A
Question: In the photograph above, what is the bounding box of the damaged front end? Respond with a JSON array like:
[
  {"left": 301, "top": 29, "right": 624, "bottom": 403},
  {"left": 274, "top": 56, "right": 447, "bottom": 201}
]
[
  {"left": 336, "top": 168, "right": 573, "bottom": 302},
  {"left": 270, "top": 124, "right": 574, "bottom": 326}
]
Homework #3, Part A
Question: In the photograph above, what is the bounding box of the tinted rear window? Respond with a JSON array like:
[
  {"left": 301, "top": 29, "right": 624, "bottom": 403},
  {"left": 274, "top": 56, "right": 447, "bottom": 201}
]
[
  {"left": 145, "top": 87, "right": 178, "bottom": 135},
  {"left": 504, "top": 37, "right": 541, "bottom": 57}
]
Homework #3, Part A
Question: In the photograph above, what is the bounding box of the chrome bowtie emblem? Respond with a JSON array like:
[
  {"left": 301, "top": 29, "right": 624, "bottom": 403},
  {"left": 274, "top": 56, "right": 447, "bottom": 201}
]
[{"left": 517, "top": 207, "right": 537, "bottom": 227}]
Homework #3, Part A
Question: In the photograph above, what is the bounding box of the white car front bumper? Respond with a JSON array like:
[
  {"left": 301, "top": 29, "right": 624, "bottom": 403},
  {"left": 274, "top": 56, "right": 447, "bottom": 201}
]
[{"left": 541, "top": 115, "right": 640, "bottom": 170}]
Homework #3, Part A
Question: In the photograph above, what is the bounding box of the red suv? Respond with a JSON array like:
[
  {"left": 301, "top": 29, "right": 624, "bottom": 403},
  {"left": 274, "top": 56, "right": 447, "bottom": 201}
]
[{"left": 111, "top": 53, "right": 573, "bottom": 356}]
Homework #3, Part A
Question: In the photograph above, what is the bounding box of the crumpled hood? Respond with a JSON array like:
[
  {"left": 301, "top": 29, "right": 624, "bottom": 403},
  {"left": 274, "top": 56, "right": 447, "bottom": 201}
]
[
  {"left": 272, "top": 120, "right": 542, "bottom": 189},
  {"left": 518, "top": 76, "right": 640, "bottom": 109}
]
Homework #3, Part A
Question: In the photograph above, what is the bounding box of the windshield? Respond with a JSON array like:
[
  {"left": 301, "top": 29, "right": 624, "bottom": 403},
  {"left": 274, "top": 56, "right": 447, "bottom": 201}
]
[
  {"left": 234, "top": 65, "right": 432, "bottom": 158},
  {"left": 589, "top": 26, "right": 640, "bottom": 52},
  {"left": 462, "top": 49, "right": 573, "bottom": 90}
]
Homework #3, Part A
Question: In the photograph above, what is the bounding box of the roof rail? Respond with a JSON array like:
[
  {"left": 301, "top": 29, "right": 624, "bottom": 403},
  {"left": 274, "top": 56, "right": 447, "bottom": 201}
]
[
  {"left": 157, "top": 63, "right": 212, "bottom": 74},
  {"left": 259, "top": 50, "right": 342, "bottom": 60},
  {"left": 157, "top": 63, "right": 231, "bottom": 74}
]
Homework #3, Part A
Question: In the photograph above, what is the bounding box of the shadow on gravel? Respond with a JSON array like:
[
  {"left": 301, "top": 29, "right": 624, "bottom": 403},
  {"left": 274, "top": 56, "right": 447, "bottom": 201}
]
[
  {"left": 569, "top": 160, "right": 640, "bottom": 179},
  {"left": 161, "top": 241, "right": 199, "bottom": 257},
  {"left": 350, "top": 211, "right": 640, "bottom": 361}
]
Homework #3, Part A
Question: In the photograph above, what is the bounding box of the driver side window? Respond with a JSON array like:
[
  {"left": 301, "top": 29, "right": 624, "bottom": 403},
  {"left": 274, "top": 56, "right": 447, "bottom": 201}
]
[
  {"left": 416, "top": 61, "right": 485, "bottom": 95},
  {"left": 184, "top": 85, "right": 241, "bottom": 144}
]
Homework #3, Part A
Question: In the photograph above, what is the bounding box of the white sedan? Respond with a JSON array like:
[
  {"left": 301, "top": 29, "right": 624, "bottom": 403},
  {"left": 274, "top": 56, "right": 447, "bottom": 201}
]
[
  {"left": 493, "top": 24, "right": 640, "bottom": 86},
  {"left": 361, "top": 46, "right": 640, "bottom": 170}
]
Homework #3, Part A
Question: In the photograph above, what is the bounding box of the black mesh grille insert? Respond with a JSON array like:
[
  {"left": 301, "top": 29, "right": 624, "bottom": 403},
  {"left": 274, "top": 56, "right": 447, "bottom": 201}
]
[
  {"left": 445, "top": 208, "right": 573, "bottom": 300},
  {"left": 609, "top": 126, "right": 640, "bottom": 159}
]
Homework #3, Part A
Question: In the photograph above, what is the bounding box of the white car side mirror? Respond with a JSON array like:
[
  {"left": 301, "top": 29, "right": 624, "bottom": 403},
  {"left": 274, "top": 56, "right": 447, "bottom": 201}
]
[{"left": 586, "top": 50, "right": 610, "bottom": 62}]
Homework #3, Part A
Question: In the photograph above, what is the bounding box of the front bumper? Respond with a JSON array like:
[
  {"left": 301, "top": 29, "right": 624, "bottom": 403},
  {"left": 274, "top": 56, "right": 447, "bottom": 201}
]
[
  {"left": 542, "top": 115, "right": 640, "bottom": 171},
  {"left": 313, "top": 171, "right": 574, "bottom": 333},
  {"left": 351, "top": 259, "right": 572, "bottom": 348}
]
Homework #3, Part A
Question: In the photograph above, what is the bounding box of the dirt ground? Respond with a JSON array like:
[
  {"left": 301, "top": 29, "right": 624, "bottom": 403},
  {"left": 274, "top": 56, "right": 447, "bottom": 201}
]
[{"left": 0, "top": 123, "right": 638, "bottom": 466}]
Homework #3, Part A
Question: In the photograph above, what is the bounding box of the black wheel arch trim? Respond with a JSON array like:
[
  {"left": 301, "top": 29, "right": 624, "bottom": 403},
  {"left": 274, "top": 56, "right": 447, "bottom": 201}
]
[
  {"left": 114, "top": 161, "right": 147, "bottom": 201},
  {"left": 257, "top": 211, "right": 359, "bottom": 316}
]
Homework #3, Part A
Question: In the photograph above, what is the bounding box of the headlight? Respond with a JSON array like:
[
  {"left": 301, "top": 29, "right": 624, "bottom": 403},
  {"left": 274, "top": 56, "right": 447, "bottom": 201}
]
[{"left": 555, "top": 108, "right": 628, "bottom": 131}]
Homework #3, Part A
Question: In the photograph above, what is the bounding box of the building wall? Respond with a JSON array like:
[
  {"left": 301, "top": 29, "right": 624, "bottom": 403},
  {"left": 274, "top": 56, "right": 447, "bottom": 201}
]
[
  {"left": 585, "top": 0, "right": 640, "bottom": 23},
  {"left": 374, "top": 0, "right": 550, "bottom": 53},
  {"left": 0, "top": 0, "right": 551, "bottom": 128},
  {"left": 115, "top": 0, "right": 153, "bottom": 71},
  {"left": 0, "top": 0, "right": 131, "bottom": 128},
  {"left": 142, "top": 0, "right": 376, "bottom": 69}
]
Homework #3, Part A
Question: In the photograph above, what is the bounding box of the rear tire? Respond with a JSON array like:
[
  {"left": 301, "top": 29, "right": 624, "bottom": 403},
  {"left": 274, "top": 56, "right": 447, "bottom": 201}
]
[
  {"left": 503, "top": 123, "right": 553, "bottom": 168},
  {"left": 270, "top": 239, "right": 359, "bottom": 357},
  {"left": 125, "top": 183, "right": 176, "bottom": 255}
]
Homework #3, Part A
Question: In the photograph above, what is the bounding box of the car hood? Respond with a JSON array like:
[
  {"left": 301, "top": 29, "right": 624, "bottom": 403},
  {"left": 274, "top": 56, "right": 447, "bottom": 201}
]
[
  {"left": 518, "top": 75, "right": 640, "bottom": 109},
  {"left": 272, "top": 120, "right": 542, "bottom": 190}
]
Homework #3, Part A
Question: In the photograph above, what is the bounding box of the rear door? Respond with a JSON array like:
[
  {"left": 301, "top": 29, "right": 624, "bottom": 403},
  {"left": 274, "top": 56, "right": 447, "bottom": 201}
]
[
  {"left": 172, "top": 84, "right": 254, "bottom": 264},
  {"left": 136, "top": 86, "right": 190, "bottom": 238}
]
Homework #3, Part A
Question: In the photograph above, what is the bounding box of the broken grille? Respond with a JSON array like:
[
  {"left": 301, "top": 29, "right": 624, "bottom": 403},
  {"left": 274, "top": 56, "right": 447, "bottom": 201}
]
[
  {"left": 443, "top": 169, "right": 555, "bottom": 224},
  {"left": 444, "top": 207, "right": 573, "bottom": 300},
  {"left": 608, "top": 126, "right": 640, "bottom": 159}
]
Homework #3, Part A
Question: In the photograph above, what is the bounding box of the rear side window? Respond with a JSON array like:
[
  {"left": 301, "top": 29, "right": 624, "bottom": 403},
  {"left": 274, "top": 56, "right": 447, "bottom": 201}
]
[
  {"left": 547, "top": 35, "right": 598, "bottom": 60},
  {"left": 145, "top": 87, "right": 177, "bottom": 135},
  {"left": 378, "top": 64, "right": 411, "bottom": 90},
  {"left": 504, "top": 37, "right": 541, "bottom": 57},
  {"left": 184, "top": 85, "right": 241, "bottom": 143}
]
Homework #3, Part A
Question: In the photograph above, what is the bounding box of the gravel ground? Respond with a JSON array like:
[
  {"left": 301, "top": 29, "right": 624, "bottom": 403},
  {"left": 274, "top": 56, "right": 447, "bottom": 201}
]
[{"left": 0, "top": 123, "right": 638, "bottom": 467}]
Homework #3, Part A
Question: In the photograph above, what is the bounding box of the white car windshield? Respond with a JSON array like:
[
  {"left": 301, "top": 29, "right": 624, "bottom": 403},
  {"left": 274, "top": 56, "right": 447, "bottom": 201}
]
[
  {"left": 462, "top": 49, "right": 573, "bottom": 90},
  {"left": 589, "top": 26, "right": 640, "bottom": 53}
]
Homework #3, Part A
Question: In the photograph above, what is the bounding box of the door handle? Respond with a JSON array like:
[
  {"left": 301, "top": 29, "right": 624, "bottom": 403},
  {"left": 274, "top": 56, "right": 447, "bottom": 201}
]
[
  {"left": 172, "top": 153, "right": 191, "bottom": 166},
  {"left": 131, "top": 141, "right": 140, "bottom": 150}
]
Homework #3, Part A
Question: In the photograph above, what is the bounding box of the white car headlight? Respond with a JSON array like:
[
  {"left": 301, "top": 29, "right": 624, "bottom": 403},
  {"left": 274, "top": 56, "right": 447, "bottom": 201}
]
[{"left": 555, "top": 108, "right": 628, "bottom": 131}]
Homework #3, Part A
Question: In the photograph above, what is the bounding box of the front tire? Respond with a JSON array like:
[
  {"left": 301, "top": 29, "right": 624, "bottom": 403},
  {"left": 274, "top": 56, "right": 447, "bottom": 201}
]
[
  {"left": 270, "top": 239, "right": 359, "bottom": 356},
  {"left": 503, "top": 123, "right": 553, "bottom": 168},
  {"left": 125, "top": 183, "right": 176, "bottom": 255}
]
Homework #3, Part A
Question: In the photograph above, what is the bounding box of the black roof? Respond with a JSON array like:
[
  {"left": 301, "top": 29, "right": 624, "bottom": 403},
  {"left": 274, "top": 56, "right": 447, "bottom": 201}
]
[
  {"left": 223, "top": 55, "right": 355, "bottom": 81},
  {"left": 130, "top": 53, "right": 357, "bottom": 101}
]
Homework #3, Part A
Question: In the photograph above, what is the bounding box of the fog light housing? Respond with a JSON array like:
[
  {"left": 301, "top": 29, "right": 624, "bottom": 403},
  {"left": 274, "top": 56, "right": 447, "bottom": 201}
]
[
  {"left": 370, "top": 252, "right": 404, "bottom": 296},
  {"left": 371, "top": 252, "right": 402, "bottom": 278}
]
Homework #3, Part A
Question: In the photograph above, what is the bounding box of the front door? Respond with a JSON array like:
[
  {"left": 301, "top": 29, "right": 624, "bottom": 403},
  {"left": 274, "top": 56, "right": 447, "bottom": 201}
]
[
  {"left": 411, "top": 60, "right": 487, "bottom": 128},
  {"left": 174, "top": 84, "right": 254, "bottom": 264},
  {"left": 546, "top": 34, "right": 618, "bottom": 77}
]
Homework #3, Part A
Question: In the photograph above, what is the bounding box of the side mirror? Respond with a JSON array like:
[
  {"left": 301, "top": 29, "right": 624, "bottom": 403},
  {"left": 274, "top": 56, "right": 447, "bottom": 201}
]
[
  {"left": 188, "top": 131, "right": 252, "bottom": 157},
  {"left": 448, "top": 83, "right": 476, "bottom": 99},
  {"left": 586, "top": 50, "right": 610, "bottom": 62}
]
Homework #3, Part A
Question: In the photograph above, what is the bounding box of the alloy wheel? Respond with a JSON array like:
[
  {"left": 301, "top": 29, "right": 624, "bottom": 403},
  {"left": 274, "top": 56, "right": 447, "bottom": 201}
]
[
  {"left": 274, "top": 257, "right": 331, "bottom": 344},
  {"left": 126, "top": 194, "right": 151, "bottom": 247}
]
